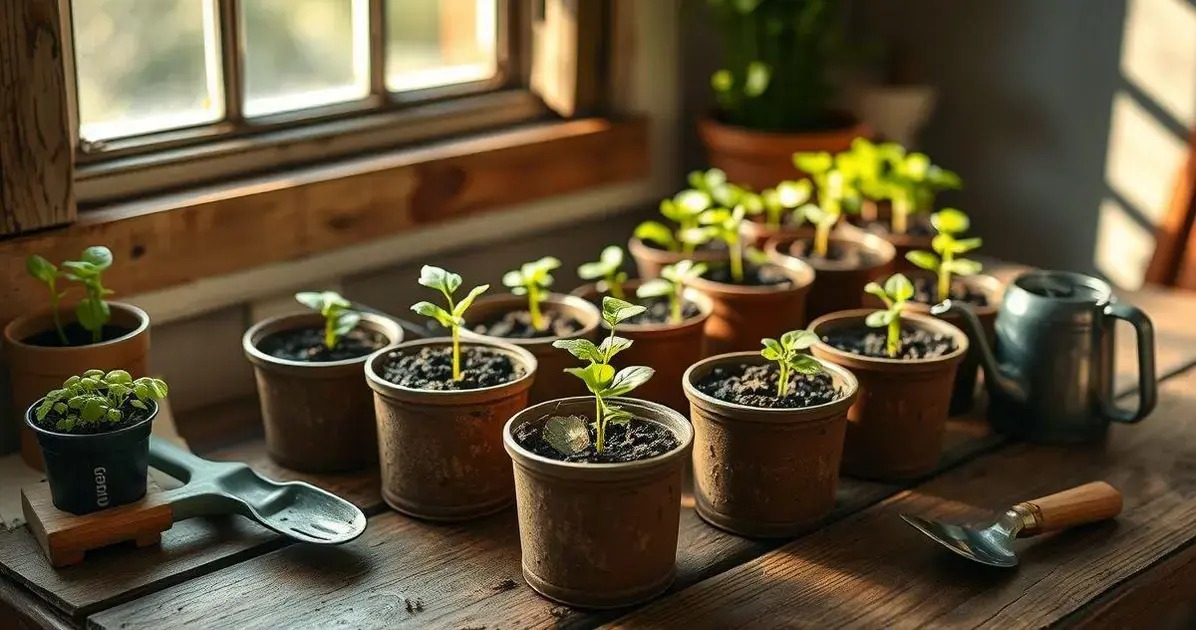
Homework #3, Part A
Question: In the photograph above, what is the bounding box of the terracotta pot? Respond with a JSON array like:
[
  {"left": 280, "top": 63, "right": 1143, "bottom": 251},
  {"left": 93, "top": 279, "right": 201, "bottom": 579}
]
[
  {"left": 741, "top": 219, "right": 816, "bottom": 250},
  {"left": 367, "top": 337, "right": 537, "bottom": 521},
  {"left": 683, "top": 352, "right": 858, "bottom": 537},
  {"left": 244, "top": 313, "right": 403, "bottom": 472},
  {"left": 809, "top": 310, "right": 968, "bottom": 480},
  {"left": 847, "top": 204, "right": 934, "bottom": 271},
  {"left": 698, "top": 115, "right": 870, "bottom": 192},
  {"left": 464, "top": 294, "right": 600, "bottom": 404},
  {"left": 571, "top": 280, "right": 713, "bottom": 414},
  {"left": 766, "top": 230, "right": 896, "bottom": 321},
  {"left": 504, "top": 396, "right": 693, "bottom": 608},
  {"left": 627, "top": 236, "right": 728, "bottom": 280},
  {"left": 684, "top": 260, "right": 816, "bottom": 356},
  {"left": 4, "top": 303, "right": 150, "bottom": 471}
]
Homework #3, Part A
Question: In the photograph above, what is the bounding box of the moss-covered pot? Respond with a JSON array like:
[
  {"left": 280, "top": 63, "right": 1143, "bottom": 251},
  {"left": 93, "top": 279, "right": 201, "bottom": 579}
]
[
  {"left": 367, "top": 338, "right": 537, "bottom": 521},
  {"left": 504, "top": 396, "right": 693, "bottom": 608},
  {"left": 683, "top": 352, "right": 858, "bottom": 537},
  {"left": 684, "top": 260, "right": 816, "bottom": 356},
  {"left": 766, "top": 230, "right": 896, "bottom": 321},
  {"left": 627, "top": 236, "right": 729, "bottom": 281}
]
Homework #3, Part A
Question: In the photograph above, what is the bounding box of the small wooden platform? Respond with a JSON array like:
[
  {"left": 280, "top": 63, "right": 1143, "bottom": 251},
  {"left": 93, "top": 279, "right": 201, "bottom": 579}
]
[{"left": 21, "top": 482, "right": 172, "bottom": 568}]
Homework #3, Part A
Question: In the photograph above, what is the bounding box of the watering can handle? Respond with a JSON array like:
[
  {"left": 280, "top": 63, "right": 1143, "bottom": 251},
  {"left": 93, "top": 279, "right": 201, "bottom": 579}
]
[{"left": 1102, "top": 302, "right": 1157, "bottom": 423}]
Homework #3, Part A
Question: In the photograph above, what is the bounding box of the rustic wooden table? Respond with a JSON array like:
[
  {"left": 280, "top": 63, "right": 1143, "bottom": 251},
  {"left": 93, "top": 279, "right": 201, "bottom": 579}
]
[{"left": 2, "top": 284, "right": 1196, "bottom": 629}]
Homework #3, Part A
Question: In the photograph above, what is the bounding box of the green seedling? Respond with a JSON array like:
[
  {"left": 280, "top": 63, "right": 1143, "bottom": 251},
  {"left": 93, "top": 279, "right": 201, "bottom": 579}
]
[
  {"left": 636, "top": 260, "right": 708, "bottom": 324},
  {"left": 35, "top": 369, "right": 168, "bottom": 433},
  {"left": 699, "top": 204, "right": 748, "bottom": 283},
  {"left": 578, "top": 246, "right": 628, "bottom": 300},
  {"left": 60, "top": 246, "right": 115, "bottom": 345},
  {"left": 838, "top": 138, "right": 904, "bottom": 220},
  {"left": 411, "top": 266, "right": 489, "bottom": 381},
  {"left": 767, "top": 179, "right": 814, "bottom": 228},
  {"left": 503, "top": 256, "right": 560, "bottom": 333},
  {"left": 882, "top": 149, "right": 961, "bottom": 235},
  {"left": 864, "top": 273, "right": 914, "bottom": 358},
  {"left": 295, "top": 291, "right": 361, "bottom": 351},
  {"left": 635, "top": 184, "right": 718, "bottom": 254},
  {"left": 25, "top": 255, "right": 68, "bottom": 345},
  {"left": 550, "top": 297, "right": 655, "bottom": 454},
  {"left": 793, "top": 152, "right": 858, "bottom": 258},
  {"left": 760, "top": 329, "right": 824, "bottom": 398},
  {"left": 906, "top": 209, "right": 983, "bottom": 302}
]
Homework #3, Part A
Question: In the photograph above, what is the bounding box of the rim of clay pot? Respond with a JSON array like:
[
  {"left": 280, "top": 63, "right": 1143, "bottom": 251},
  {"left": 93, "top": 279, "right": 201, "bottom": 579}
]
[
  {"left": 697, "top": 115, "right": 869, "bottom": 150},
  {"left": 684, "top": 258, "right": 816, "bottom": 299},
  {"left": 3, "top": 302, "right": 149, "bottom": 353},
  {"left": 25, "top": 397, "right": 158, "bottom": 441},
  {"left": 741, "top": 219, "right": 813, "bottom": 243},
  {"left": 766, "top": 230, "right": 897, "bottom": 273},
  {"left": 809, "top": 309, "right": 969, "bottom": 373},
  {"left": 503, "top": 396, "right": 694, "bottom": 481},
  {"left": 902, "top": 272, "right": 1005, "bottom": 317},
  {"left": 365, "top": 337, "right": 538, "bottom": 406},
  {"left": 569, "top": 280, "right": 713, "bottom": 336},
  {"left": 243, "top": 312, "right": 403, "bottom": 377},
  {"left": 464, "top": 293, "right": 601, "bottom": 349},
  {"left": 682, "top": 351, "right": 859, "bottom": 424},
  {"left": 627, "top": 236, "right": 729, "bottom": 266}
]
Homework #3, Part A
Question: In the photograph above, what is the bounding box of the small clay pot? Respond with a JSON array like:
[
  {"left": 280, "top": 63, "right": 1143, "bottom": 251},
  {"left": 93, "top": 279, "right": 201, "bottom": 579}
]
[
  {"left": 244, "top": 313, "right": 402, "bottom": 472},
  {"left": 698, "top": 115, "right": 870, "bottom": 191},
  {"left": 766, "top": 230, "right": 896, "bottom": 321},
  {"left": 367, "top": 338, "right": 537, "bottom": 521},
  {"left": 4, "top": 303, "right": 150, "bottom": 471},
  {"left": 809, "top": 309, "right": 969, "bottom": 480},
  {"left": 464, "top": 294, "right": 600, "bottom": 404},
  {"left": 741, "top": 219, "right": 815, "bottom": 249},
  {"left": 627, "top": 236, "right": 728, "bottom": 280},
  {"left": 684, "top": 260, "right": 816, "bottom": 356},
  {"left": 683, "top": 352, "right": 859, "bottom": 537},
  {"left": 570, "top": 280, "right": 712, "bottom": 414},
  {"left": 504, "top": 396, "right": 693, "bottom": 608}
]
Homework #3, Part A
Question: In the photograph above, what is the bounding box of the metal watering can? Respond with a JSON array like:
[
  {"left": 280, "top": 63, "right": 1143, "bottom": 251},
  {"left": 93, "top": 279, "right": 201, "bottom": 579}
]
[{"left": 936, "top": 271, "right": 1157, "bottom": 443}]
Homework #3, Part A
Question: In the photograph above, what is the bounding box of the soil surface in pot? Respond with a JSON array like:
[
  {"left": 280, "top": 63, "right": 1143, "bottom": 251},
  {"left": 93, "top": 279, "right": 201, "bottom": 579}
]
[
  {"left": 514, "top": 416, "right": 680, "bottom": 464},
  {"left": 259, "top": 327, "right": 387, "bottom": 362},
  {"left": 380, "top": 345, "right": 523, "bottom": 390},
  {"left": 821, "top": 325, "right": 958, "bottom": 360},
  {"left": 855, "top": 220, "right": 933, "bottom": 239},
  {"left": 32, "top": 401, "right": 151, "bottom": 435},
  {"left": 23, "top": 323, "right": 135, "bottom": 348},
  {"left": 791, "top": 239, "right": 879, "bottom": 268},
  {"left": 701, "top": 264, "right": 793, "bottom": 287},
  {"left": 475, "top": 310, "right": 582, "bottom": 339},
  {"left": 695, "top": 363, "right": 839, "bottom": 409},
  {"left": 642, "top": 239, "right": 728, "bottom": 255},
  {"left": 911, "top": 277, "right": 990, "bottom": 308},
  {"left": 626, "top": 297, "right": 702, "bottom": 325}
]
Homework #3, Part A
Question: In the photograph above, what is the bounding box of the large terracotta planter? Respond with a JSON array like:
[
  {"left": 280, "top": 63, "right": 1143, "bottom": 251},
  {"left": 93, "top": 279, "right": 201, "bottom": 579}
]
[
  {"left": 766, "top": 230, "right": 896, "bottom": 321},
  {"left": 504, "top": 396, "right": 693, "bottom": 608},
  {"left": 627, "top": 236, "right": 728, "bottom": 280},
  {"left": 809, "top": 310, "right": 968, "bottom": 480},
  {"left": 367, "top": 338, "right": 537, "bottom": 521},
  {"left": 464, "top": 294, "right": 600, "bottom": 404},
  {"left": 244, "top": 312, "right": 402, "bottom": 472},
  {"left": 684, "top": 261, "right": 816, "bottom": 356},
  {"left": 4, "top": 303, "right": 150, "bottom": 471},
  {"left": 683, "top": 352, "right": 858, "bottom": 537},
  {"left": 698, "top": 116, "right": 870, "bottom": 191},
  {"left": 571, "top": 281, "right": 712, "bottom": 414}
]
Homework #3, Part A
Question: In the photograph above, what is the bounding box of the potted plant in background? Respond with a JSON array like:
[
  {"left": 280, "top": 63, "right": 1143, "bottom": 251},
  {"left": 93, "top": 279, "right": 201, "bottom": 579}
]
[
  {"left": 366, "top": 266, "right": 537, "bottom": 520},
  {"left": 698, "top": 0, "right": 868, "bottom": 191},
  {"left": 740, "top": 178, "right": 816, "bottom": 248},
  {"left": 904, "top": 209, "right": 1003, "bottom": 414},
  {"left": 243, "top": 291, "right": 401, "bottom": 472},
  {"left": 684, "top": 204, "right": 816, "bottom": 356},
  {"left": 26, "top": 370, "right": 169, "bottom": 514},
  {"left": 766, "top": 153, "right": 895, "bottom": 320},
  {"left": 504, "top": 297, "right": 693, "bottom": 608},
  {"left": 4, "top": 247, "right": 151, "bottom": 471},
  {"left": 809, "top": 274, "right": 968, "bottom": 480},
  {"left": 629, "top": 182, "right": 728, "bottom": 279},
  {"left": 683, "top": 329, "right": 858, "bottom": 537}
]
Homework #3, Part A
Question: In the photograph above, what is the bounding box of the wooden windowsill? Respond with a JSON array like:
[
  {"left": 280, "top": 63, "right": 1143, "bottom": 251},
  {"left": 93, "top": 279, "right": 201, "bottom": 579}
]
[{"left": 0, "top": 117, "right": 650, "bottom": 323}]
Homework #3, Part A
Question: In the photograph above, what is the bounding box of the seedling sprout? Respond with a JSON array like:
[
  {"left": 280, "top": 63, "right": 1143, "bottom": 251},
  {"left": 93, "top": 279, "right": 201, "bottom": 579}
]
[
  {"left": 864, "top": 274, "right": 914, "bottom": 358},
  {"left": 760, "top": 330, "right": 824, "bottom": 398},
  {"left": 578, "top": 246, "right": 628, "bottom": 300},
  {"left": 411, "top": 266, "right": 489, "bottom": 380},
  {"left": 295, "top": 291, "right": 361, "bottom": 350},
  {"left": 636, "top": 260, "right": 708, "bottom": 324},
  {"left": 503, "top": 257, "right": 560, "bottom": 333},
  {"left": 905, "top": 209, "right": 983, "bottom": 302},
  {"left": 35, "top": 370, "right": 168, "bottom": 433}
]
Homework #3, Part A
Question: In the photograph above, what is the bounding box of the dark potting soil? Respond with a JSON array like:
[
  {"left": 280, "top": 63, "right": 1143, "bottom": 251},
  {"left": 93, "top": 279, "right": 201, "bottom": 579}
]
[
  {"left": 911, "top": 277, "right": 990, "bottom": 307},
  {"left": 858, "top": 220, "right": 934, "bottom": 239},
  {"left": 32, "top": 402, "right": 152, "bottom": 435},
  {"left": 474, "top": 310, "right": 583, "bottom": 339},
  {"left": 22, "top": 323, "right": 135, "bottom": 348},
  {"left": 822, "top": 325, "right": 958, "bottom": 360},
  {"left": 701, "top": 264, "right": 793, "bottom": 287},
  {"left": 642, "top": 239, "right": 728, "bottom": 254},
  {"left": 514, "top": 416, "right": 680, "bottom": 463},
  {"left": 625, "top": 297, "right": 702, "bottom": 325},
  {"left": 259, "top": 327, "right": 387, "bottom": 362},
  {"left": 380, "top": 345, "right": 522, "bottom": 390},
  {"left": 791, "top": 239, "right": 872, "bottom": 267},
  {"left": 695, "top": 363, "right": 839, "bottom": 409}
]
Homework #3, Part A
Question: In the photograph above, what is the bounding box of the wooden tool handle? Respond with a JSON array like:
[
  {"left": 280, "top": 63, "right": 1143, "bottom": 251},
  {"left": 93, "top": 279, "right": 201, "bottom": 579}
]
[{"left": 1016, "top": 481, "right": 1123, "bottom": 536}]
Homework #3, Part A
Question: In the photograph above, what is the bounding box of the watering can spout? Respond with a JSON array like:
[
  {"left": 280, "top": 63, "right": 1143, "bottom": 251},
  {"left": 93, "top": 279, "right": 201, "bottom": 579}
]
[{"left": 932, "top": 300, "right": 1028, "bottom": 404}]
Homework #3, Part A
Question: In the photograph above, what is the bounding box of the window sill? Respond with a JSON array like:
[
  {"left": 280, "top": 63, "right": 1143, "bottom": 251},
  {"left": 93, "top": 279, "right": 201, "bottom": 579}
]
[{"left": 0, "top": 116, "right": 650, "bottom": 323}]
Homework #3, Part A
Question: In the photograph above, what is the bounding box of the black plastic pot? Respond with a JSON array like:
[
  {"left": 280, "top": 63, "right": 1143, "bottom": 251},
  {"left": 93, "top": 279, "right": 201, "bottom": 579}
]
[{"left": 26, "top": 400, "right": 157, "bottom": 515}]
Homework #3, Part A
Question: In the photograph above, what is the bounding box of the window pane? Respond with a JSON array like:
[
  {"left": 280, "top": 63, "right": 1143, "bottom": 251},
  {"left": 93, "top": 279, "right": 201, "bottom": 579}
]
[
  {"left": 73, "top": 0, "right": 222, "bottom": 143},
  {"left": 386, "top": 0, "right": 498, "bottom": 93},
  {"left": 241, "top": 0, "right": 371, "bottom": 118}
]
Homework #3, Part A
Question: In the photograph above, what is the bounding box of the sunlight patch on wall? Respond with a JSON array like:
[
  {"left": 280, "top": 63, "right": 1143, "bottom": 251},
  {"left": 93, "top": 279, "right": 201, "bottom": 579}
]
[
  {"left": 1095, "top": 197, "right": 1155, "bottom": 290},
  {"left": 1105, "top": 92, "right": 1187, "bottom": 219},
  {"left": 1120, "top": 0, "right": 1196, "bottom": 127}
]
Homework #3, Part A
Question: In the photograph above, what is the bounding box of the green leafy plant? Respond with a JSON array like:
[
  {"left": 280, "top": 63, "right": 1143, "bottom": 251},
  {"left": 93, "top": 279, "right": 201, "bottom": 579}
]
[
  {"left": 760, "top": 329, "right": 824, "bottom": 397},
  {"left": 879, "top": 149, "right": 961, "bottom": 235},
  {"left": 905, "top": 209, "right": 983, "bottom": 302},
  {"left": 550, "top": 297, "right": 655, "bottom": 454},
  {"left": 837, "top": 138, "right": 904, "bottom": 219},
  {"left": 764, "top": 179, "right": 814, "bottom": 228},
  {"left": 578, "top": 246, "right": 628, "bottom": 300},
  {"left": 636, "top": 260, "right": 709, "bottom": 324},
  {"left": 34, "top": 369, "right": 168, "bottom": 433},
  {"left": 502, "top": 257, "right": 560, "bottom": 333},
  {"left": 25, "top": 255, "right": 68, "bottom": 345},
  {"left": 699, "top": 205, "right": 749, "bottom": 283},
  {"left": 26, "top": 246, "right": 117, "bottom": 345},
  {"left": 793, "top": 152, "right": 858, "bottom": 258},
  {"left": 864, "top": 273, "right": 914, "bottom": 358},
  {"left": 411, "top": 266, "right": 489, "bottom": 381},
  {"left": 295, "top": 291, "right": 361, "bottom": 351},
  {"left": 635, "top": 186, "right": 717, "bottom": 254}
]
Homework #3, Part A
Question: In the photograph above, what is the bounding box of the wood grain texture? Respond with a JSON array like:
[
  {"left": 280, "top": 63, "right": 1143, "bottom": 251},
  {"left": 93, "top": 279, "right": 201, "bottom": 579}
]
[
  {"left": 531, "top": 0, "right": 606, "bottom": 116},
  {"left": 1020, "top": 481, "right": 1123, "bottom": 535},
  {"left": 0, "top": 0, "right": 75, "bottom": 236},
  {"left": 0, "top": 576, "right": 73, "bottom": 630},
  {"left": 22, "top": 481, "right": 172, "bottom": 568}
]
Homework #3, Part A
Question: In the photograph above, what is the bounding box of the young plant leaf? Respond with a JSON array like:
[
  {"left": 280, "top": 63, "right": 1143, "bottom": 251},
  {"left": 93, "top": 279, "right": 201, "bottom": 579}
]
[
  {"left": 564, "top": 363, "right": 616, "bottom": 394},
  {"left": 26, "top": 255, "right": 58, "bottom": 284},
  {"left": 543, "top": 415, "right": 591, "bottom": 455},
  {"left": 598, "top": 335, "right": 633, "bottom": 360},
  {"left": 884, "top": 273, "right": 915, "bottom": 302},
  {"left": 601, "top": 366, "right": 655, "bottom": 397},
  {"left": 865, "top": 310, "right": 893, "bottom": 327},
  {"left": 931, "top": 208, "right": 970, "bottom": 234},
  {"left": 411, "top": 301, "right": 458, "bottom": 328},
  {"left": 452, "top": 285, "right": 490, "bottom": 317},
  {"left": 905, "top": 250, "right": 940, "bottom": 271},
  {"left": 635, "top": 278, "right": 672, "bottom": 299},
  {"left": 552, "top": 338, "right": 605, "bottom": 363},
  {"left": 601, "top": 296, "right": 647, "bottom": 327}
]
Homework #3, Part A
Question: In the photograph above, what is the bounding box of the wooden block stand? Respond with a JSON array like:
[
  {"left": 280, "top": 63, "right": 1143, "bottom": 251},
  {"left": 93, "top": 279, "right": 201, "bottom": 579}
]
[{"left": 20, "top": 481, "right": 173, "bottom": 568}]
